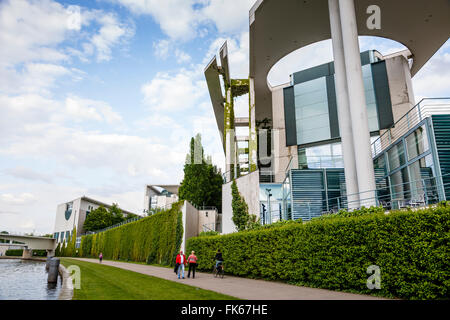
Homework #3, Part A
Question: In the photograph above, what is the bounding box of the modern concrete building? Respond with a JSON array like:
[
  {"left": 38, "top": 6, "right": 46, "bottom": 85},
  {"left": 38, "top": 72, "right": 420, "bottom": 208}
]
[
  {"left": 53, "top": 196, "right": 137, "bottom": 243},
  {"left": 205, "top": 0, "right": 450, "bottom": 233},
  {"left": 143, "top": 185, "right": 179, "bottom": 215}
]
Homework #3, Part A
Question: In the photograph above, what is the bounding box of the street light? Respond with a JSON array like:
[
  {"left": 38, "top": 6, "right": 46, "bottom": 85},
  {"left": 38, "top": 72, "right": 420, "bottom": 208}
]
[{"left": 266, "top": 188, "right": 272, "bottom": 225}]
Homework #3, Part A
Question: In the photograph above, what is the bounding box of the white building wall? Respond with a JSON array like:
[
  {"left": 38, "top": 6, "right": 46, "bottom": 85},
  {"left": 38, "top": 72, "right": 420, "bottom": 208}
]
[
  {"left": 53, "top": 197, "right": 135, "bottom": 242},
  {"left": 180, "top": 201, "right": 199, "bottom": 252},
  {"left": 221, "top": 170, "right": 260, "bottom": 234}
]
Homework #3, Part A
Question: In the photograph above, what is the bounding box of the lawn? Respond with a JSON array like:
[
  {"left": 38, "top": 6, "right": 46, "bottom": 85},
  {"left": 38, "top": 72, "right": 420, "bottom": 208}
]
[{"left": 60, "top": 258, "right": 237, "bottom": 300}]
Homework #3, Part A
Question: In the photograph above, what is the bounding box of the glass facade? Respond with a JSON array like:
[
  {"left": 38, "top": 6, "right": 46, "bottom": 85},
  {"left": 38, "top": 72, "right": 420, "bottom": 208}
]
[
  {"left": 373, "top": 121, "right": 442, "bottom": 209},
  {"left": 362, "top": 64, "right": 379, "bottom": 132},
  {"left": 259, "top": 184, "right": 283, "bottom": 224},
  {"left": 294, "top": 78, "right": 330, "bottom": 144},
  {"left": 298, "top": 142, "right": 343, "bottom": 169}
]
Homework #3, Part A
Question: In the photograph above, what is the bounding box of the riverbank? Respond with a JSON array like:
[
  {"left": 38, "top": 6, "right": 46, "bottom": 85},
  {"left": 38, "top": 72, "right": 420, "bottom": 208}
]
[{"left": 60, "top": 258, "right": 237, "bottom": 300}]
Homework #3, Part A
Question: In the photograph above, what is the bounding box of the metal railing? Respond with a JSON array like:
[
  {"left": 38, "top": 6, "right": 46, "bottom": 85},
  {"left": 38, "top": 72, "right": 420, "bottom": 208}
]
[
  {"left": 287, "top": 173, "right": 449, "bottom": 221},
  {"left": 371, "top": 98, "right": 450, "bottom": 157},
  {"left": 81, "top": 215, "right": 144, "bottom": 236}
]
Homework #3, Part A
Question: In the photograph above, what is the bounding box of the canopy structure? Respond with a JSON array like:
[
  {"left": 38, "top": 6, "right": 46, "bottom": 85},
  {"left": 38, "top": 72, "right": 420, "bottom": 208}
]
[{"left": 250, "top": 0, "right": 450, "bottom": 122}]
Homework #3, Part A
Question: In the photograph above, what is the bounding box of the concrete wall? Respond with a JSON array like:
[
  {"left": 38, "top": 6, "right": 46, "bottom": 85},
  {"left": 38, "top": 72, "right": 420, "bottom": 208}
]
[
  {"left": 271, "top": 83, "right": 299, "bottom": 183},
  {"left": 380, "top": 55, "right": 417, "bottom": 148},
  {"left": 222, "top": 170, "right": 260, "bottom": 234},
  {"left": 198, "top": 209, "right": 218, "bottom": 233},
  {"left": 181, "top": 201, "right": 199, "bottom": 252}
]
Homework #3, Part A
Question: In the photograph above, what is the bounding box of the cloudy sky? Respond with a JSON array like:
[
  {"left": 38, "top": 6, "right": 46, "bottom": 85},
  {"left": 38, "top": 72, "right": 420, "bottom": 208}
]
[{"left": 0, "top": 0, "right": 448, "bottom": 235}]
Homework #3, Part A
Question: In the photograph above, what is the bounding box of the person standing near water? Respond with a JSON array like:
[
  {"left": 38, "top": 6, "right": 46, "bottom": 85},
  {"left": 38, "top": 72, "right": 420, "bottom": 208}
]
[{"left": 99, "top": 252, "right": 103, "bottom": 263}]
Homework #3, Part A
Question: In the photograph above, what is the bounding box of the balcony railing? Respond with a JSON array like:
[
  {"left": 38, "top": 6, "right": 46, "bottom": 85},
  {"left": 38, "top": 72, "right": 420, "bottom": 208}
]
[
  {"left": 285, "top": 172, "right": 449, "bottom": 222},
  {"left": 371, "top": 98, "right": 450, "bottom": 158}
]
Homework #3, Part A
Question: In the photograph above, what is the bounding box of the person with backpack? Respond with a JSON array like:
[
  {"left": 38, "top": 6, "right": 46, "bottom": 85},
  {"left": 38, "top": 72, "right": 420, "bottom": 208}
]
[
  {"left": 187, "top": 251, "right": 198, "bottom": 279},
  {"left": 99, "top": 252, "right": 103, "bottom": 263}
]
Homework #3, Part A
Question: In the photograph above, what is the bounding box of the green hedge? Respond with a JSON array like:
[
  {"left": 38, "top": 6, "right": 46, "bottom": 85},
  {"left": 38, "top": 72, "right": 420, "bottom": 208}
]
[
  {"left": 78, "top": 202, "right": 183, "bottom": 266},
  {"left": 187, "top": 206, "right": 450, "bottom": 299},
  {"left": 5, "top": 249, "right": 47, "bottom": 256},
  {"left": 5, "top": 249, "right": 23, "bottom": 256}
]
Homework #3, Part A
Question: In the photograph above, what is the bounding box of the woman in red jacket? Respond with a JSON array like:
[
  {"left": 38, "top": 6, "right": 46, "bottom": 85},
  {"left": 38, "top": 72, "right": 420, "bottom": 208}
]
[{"left": 175, "top": 250, "right": 187, "bottom": 279}]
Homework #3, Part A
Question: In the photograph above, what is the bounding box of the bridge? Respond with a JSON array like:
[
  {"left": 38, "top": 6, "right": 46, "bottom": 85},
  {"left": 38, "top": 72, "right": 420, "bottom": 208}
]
[{"left": 0, "top": 234, "right": 56, "bottom": 258}]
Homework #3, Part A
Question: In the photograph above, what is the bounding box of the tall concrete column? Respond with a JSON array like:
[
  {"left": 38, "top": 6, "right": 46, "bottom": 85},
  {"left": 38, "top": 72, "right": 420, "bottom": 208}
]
[
  {"left": 328, "top": 0, "right": 360, "bottom": 209},
  {"left": 248, "top": 77, "right": 258, "bottom": 173},
  {"left": 224, "top": 86, "right": 235, "bottom": 182},
  {"left": 338, "top": 0, "right": 377, "bottom": 207}
]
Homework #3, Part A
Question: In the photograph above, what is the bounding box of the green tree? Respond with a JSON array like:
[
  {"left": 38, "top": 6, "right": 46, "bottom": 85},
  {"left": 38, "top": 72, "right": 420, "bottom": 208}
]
[
  {"left": 231, "top": 180, "right": 251, "bottom": 231},
  {"left": 179, "top": 134, "right": 222, "bottom": 211},
  {"left": 83, "top": 205, "right": 113, "bottom": 231},
  {"left": 109, "top": 203, "right": 125, "bottom": 225},
  {"left": 55, "top": 242, "right": 61, "bottom": 257},
  {"left": 0, "top": 231, "right": 8, "bottom": 243}
]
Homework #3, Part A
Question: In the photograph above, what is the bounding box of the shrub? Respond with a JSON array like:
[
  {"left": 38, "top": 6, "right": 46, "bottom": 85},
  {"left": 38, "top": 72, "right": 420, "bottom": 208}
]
[
  {"left": 199, "top": 231, "right": 220, "bottom": 237},
  {"left": 187, "top": 206, "right": 450, "bottom": 300},
  {"left": 79, "top": 201, "right": 183, "bottom": 266},
  {"left": 5, "top": 249, "right": 23, "bottom": 256}
]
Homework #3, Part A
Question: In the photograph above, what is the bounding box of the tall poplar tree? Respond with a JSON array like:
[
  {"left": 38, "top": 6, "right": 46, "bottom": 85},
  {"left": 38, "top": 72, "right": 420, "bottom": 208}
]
[{"left": 179, "top": 134, "right": 223, "bottom": 211}]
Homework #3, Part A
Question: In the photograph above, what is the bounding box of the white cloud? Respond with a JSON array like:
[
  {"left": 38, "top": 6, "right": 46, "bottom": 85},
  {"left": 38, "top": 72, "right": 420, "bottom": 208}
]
[
  {"left": 0, "top": 193, "right": 37, "bottom": 205},
  {"left": 141, "top": 68, "right": 206, "bottom": 111},
  {"left": 175, "top": 49, "right": 192, "bottom": 64},
  {"left": 65, "top": 96, "right": 123, "bottom": 124},
  {"left": 4, "top": 167, "right": 53, "bottom": 183},
  {"left": 114, "top": 0, "right": 199, "bottom": 40},
  {"left": 200, "top": 0, "right": 254, "bottom": 34},
  {"left": 153, "top": 39, "right": 171, "bottom": 58},
  {"left": 113, "top": 0, "right": 255, "bottom": 40},
  {"left": 412, "top": 45, "right": 450, "bottom": 100},
  {"left": 89, "top": 13, "right": 135, "bottom": 62}
]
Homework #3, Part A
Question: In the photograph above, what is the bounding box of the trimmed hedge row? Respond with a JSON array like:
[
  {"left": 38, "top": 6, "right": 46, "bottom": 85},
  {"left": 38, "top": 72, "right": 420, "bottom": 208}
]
[
  {"left": 5, "top": 249, "right": 23, "bottom": 256},
  {"left": 5, "top": 249, "right": 47, "bottom": 256},
  {"left": 78, "top": 201, "right": 183, "bottom": 266},
  {"left": 187, "top": 206, "right": 450, "bottom": 299}
]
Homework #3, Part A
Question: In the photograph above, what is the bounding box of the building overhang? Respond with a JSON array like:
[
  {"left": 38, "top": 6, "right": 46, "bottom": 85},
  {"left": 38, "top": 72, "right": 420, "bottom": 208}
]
[
  {"left": 250, "top": 0, "right": 450, "bottom": 123},
  {"left": 146, "top": 185, "right": 180, "bottom": 196}
]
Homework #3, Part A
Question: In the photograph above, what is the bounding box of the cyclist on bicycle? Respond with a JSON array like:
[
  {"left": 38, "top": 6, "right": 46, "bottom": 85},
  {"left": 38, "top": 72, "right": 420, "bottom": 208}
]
[{"left": 215, "top": 249, "right": 224, "bottom": 270}]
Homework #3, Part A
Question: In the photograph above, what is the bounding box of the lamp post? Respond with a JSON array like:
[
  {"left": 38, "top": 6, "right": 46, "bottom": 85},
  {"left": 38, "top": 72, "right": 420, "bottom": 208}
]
[{"left": 266, "top": 188, "right": 272, "bottom": 224}]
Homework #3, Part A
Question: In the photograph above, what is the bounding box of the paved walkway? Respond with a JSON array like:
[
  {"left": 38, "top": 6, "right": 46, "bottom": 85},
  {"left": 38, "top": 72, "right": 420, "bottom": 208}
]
[{"left": 69, "top": 258, "right": 384, "bottom": 300}]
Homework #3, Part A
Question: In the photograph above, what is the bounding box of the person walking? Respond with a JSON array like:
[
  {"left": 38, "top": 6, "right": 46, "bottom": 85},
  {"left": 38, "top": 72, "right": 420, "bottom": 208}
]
[
  {"left": 175, "top": 250, "right": 187, "bottom": 279},
  {"left": 214, "top": 249, "right": 224, "bottom": 269},
  {"left": 99, "top": 252, "right": 103, "bottom": 263},
  {"left": 187, "top": 251, "right": 198, "bottom": 279}
]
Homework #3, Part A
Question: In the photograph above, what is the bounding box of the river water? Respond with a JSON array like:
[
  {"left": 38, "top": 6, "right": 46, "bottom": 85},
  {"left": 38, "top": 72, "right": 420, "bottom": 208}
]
[{"left": 0, "top": 259, "right": 62, "bottom": 300}]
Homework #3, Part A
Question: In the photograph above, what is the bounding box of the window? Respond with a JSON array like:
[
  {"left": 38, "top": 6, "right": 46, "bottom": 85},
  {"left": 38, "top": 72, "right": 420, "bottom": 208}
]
[
  {"left": 294, "top": 78, "right": 330, "bottom": 144},
  {"left": 362, "top": 64, "right": 379, "bottom": 132},
  {"left": 406, "top": 125, "right": 429, "bottom": 160},
  {"left": 60, "top": 232, "right": 64, "bottom": 242},
  {"left": 66, "top": 231, "right": 70, "bottom": 240},
  {"left": 54, "top": 232, "right": 59, "bottom": 240},
  {"left": 387, "top": 142, "right": 406, "bottom": 172},
  {"left": 390, "top": 167, "right": 410, "bottom": 201},
  {"left": 298, "top": 142, "right": 343, "bottom": 169}
]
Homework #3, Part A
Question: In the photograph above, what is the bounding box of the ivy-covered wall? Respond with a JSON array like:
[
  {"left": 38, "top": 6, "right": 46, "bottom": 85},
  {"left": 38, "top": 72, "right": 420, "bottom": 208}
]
[{"left": 77, "top": 201, "right": 183, "bottom": 266}]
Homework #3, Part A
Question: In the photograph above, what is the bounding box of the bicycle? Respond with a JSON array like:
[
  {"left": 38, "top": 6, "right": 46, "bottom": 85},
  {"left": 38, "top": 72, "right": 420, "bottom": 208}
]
[{"left": 213, "top": 262, "right": 224, "bottom": 279}]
